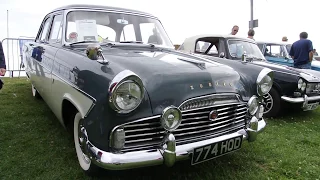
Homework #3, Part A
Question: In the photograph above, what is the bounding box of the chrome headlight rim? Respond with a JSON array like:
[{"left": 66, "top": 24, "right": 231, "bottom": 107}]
[
  {"left": 109, "top": 70, "right": 144, "bottom": 114},
  {"left": 257, "top": 68, "right": 274, "bottom": 96},
  {"left": 248, "top": 95, "right": 259, "bottom": 115},
  {"left": 297, "top": 77, "right": 307, "bottom": 92},
  {"left": 160, "top": 106, "right": 182, "bottom": 132}
]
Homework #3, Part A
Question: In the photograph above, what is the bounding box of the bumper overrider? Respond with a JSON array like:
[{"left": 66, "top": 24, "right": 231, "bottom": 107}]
[{"left": 82, "top": 116, "right": 266, "bottom": 170}]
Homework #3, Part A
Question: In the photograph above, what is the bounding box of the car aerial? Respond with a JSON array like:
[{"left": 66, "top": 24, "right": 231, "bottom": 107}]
[
  {"left": 256, "top": 41, "right": 320, "bottom": 71},
  {"left": 178, "top": 34, "right": 320, "bottom": 118},
  {"left": 22, "top": 4, "right": 273, "bottom": 176}
]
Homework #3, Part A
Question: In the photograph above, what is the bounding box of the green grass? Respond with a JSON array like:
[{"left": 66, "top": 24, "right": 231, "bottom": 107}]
[{"left": 1, "top": 77, "right": 320, "bottom": 180}]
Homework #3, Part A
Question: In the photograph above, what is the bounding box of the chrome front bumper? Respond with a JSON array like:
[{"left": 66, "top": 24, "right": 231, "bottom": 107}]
[
  {"left": 281, "top": 94, "right": 320, "bottom": 110},
  {"left": 85, "top": 116, "right": 266, "bottom": 170}
]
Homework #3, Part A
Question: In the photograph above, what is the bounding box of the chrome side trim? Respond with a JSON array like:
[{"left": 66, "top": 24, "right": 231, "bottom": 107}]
[{"left": 51, "top": 70, "right": 96, "bottom": 103}]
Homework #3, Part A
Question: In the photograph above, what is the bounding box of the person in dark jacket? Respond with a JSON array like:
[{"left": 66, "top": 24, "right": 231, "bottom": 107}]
[
  {"left": 0, "top": 41, "right": 6, "bottom": 76},
  {"left": 0, "top": 41, "right": 6, "bottom": 89}
]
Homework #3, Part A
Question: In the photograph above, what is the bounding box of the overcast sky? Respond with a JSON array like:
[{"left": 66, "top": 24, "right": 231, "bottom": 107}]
[{"left": 0, "top": 0, "right": 319, "bottom": 49}]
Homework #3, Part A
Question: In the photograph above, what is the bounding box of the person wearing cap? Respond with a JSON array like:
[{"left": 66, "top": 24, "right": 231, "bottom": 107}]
[{"left": 282, "top": 36, "right": 288, "bottom": 42}]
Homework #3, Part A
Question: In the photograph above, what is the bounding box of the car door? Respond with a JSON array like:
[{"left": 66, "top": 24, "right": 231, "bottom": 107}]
[
  {"left": 43, "top": 12, "right": 64, "bottom": 107},
  {"left": 29, "top": 15, "right": 52, "bottom": 99}
]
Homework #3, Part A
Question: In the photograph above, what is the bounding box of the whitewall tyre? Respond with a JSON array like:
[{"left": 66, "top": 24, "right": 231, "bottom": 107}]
[{"left": 73, "top": 112, "right": 99, "bottom": 176}]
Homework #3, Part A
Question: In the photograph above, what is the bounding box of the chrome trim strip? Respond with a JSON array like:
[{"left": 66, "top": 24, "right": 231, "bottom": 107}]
[
  {"left": 178, "top": 93, "right": 242, "bottom": 110},
  {"left": 51, "top": 70, "right": 96, "bottom": 103},
  {"left": 273, "top": 70, "right": 299, "bottom": 77}
]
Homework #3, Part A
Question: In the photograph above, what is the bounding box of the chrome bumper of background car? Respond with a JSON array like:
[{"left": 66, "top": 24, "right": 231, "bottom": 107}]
[
  {"left": 281, "top": 94, "right": 320, "bottom": 110},
  {"left": 86, "top": 116, "right": 266, "bottom": 170},
  {"left": 281, "top": 94, "right": 320, "bottom": 103}
]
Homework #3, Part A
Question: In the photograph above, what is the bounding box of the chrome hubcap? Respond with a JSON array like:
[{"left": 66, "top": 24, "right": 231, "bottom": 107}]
[
  {"left": 78, "top": 119, "right": 90, "bottom": 163},
  {"left": 263, "top": 93, "right": 273, "bottom": 114}
]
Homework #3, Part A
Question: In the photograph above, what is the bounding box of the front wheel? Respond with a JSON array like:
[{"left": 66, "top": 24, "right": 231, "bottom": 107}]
[
  {"left": 263, "top": 87, "right": 281, "bottom": 118},
  {"left": 73, "top": 112, "right": 100, "bottom": 176}
]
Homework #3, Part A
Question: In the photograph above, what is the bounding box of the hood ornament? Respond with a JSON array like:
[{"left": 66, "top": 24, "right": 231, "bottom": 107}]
[{"left": 86, "top": 44, "right": 109, "bottom": 65}]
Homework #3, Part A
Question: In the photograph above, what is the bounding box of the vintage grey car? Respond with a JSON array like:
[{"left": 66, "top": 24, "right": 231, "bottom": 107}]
[
  {"left": 22, "top": 4, "right": 273, "bottom": 176},
  {"left": 178, "top": 34, "right": 320, "bottom": 117}
]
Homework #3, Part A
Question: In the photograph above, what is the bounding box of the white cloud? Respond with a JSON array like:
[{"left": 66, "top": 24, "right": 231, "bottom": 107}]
[{"left": 0, "top": 0, "right": 318, "bottom": 49}]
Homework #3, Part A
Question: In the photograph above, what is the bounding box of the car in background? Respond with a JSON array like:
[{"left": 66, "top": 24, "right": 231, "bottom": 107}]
[
  {"left": 22, "top": 4, "right": 271, "bottom": 176},
  {"left": 178, "top": 34, "right": 320, "bottom": 118},
  {"left": 256, "top": 41, "right": 320, "bottom": 71}
]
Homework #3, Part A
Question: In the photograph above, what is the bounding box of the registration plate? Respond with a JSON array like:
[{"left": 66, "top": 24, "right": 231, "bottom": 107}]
[
  {"left": 191, "top": 135, "right": 243, "bottom": 165},
  {"left": 304, "top": 102, "right": 319, "bottom": 111}
]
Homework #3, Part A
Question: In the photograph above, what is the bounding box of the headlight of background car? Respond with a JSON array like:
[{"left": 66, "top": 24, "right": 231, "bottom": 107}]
[
  {"left": 297, "top": 78, "right": 307, "bottom": 91},
  {"left": 257, "top": 68, "right": 274, "bottom": 96},
  {"left": 248, "top": 96, "right": 259, "bottom": 115},
  {"left": 109, "top": 70, "right": 144, "bottom": 114}
]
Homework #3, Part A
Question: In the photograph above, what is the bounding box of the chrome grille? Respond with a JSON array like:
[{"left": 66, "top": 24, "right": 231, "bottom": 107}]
[
  {"left": 117, "top": 95, "right": 248, "bottom": 153},
  {"left": 306, "top": 83, "right": 320, "bottom": 95}
]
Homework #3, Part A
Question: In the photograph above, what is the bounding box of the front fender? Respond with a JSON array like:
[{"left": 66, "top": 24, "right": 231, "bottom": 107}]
[{"left": 62, "top": 92, "right": 95, "bottom": 119}]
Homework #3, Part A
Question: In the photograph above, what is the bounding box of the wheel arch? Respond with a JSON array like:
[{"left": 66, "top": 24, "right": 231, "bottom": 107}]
[{"left": 61, "top": 93, "right": 95, "bottom": 131}]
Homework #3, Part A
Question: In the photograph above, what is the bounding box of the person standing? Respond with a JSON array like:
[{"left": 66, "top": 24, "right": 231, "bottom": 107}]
[
  {"left": 289, "top": 32, "right": 313, "bottom": 69},
  {"left": 313, "top": 49, "right": 318, "bottom": 56},
  {"left": 230, "top": 25, "right": 239, "bottom": 35},
  {"left": 0, "top": 41, "right": 6, "bottom": 76},
  {"left": 247, "top": 29, "right": 255, "bottom": 40},
  {"left": 0, "top": 41, "right": 6, "bottom": 90}
]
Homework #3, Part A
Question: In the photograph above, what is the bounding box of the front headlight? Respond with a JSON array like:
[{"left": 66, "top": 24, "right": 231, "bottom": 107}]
[
  {"left": 248, "top": 96, "right": 259, "bottom": 115},
  {"left": 297, "top": 78, "right": 307, "bottom": 91},
  {"left": 257, "top": 68, "right": 274, "bottom": 96},
  {"left": 109, "top": 70, "right": 144, "bottom": 114},
  {"left": 113, "top": 80, "right": 143, "bottom": 110}
]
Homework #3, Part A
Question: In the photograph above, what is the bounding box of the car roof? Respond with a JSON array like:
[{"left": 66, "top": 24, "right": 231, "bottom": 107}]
[
  {"left": 255, "top": 40, "right": 291, "bottom": 46},
  {"left": 180, "top": 34, "right": 256, "bottom": 51},
  {"left": 183, "top": 34, "right": 256, "bottom": 42},
  {"left": 50, "top": 4, "right": 155, "bottom": 17}
]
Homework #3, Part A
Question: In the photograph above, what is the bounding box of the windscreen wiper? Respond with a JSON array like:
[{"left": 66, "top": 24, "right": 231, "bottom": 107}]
[
  {"left": 69, "top": 40, "right": 99, "bottom": 46},
  {"left": 105, "top": 41, "right": 156, "bottom": 48}
]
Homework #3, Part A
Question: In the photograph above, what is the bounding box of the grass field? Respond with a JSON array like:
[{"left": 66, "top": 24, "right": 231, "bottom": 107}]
[{"left": 1, "top": 77, "right": 320, "bottom": 180}]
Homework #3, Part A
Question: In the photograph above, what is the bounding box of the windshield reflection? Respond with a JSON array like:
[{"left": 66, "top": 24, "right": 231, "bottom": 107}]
[
  {"left": 65, "top": 10, "right": 174, "bottom": 48},
  {"left": 228, "top": 40, "right": 265, "bottom": 60}
]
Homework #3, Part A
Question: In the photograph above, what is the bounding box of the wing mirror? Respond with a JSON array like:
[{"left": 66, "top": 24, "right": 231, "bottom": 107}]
[
  {"left": 86, "top": 44, "right": 109, "bottom": 65},
  {"left": 219, "top": 52, "right": 225, "bottom": 58}
]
